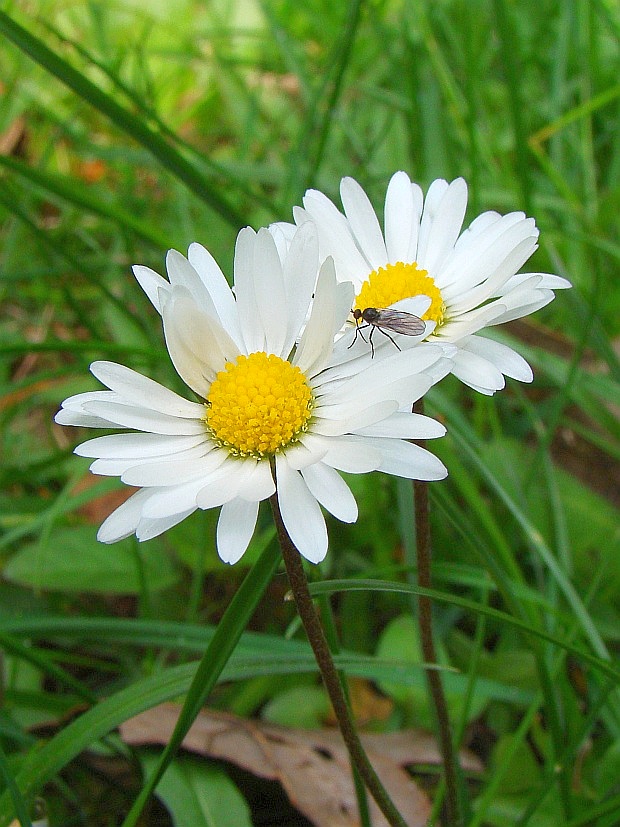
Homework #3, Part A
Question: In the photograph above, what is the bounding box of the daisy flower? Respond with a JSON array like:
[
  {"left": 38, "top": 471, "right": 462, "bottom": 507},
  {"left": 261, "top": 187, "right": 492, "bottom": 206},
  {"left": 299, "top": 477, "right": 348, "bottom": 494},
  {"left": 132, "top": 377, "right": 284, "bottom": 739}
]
[
  {"left": 291, "top": 172, "right": 571, "bottom": 394},
  {"left": 55, "top": 224, "right": 449, "bottom": 565}
]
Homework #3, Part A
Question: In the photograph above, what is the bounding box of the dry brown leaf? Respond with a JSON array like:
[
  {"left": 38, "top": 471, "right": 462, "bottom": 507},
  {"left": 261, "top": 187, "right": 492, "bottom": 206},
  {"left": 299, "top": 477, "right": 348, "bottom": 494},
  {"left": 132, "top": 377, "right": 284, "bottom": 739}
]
[
  {"left": 0, "top": 115, "right": 26, "bottom": 155},
  {"left": 121, "top": 703, "right": 482, "bottom": 826},
  {"left": 324, "top": 676, "right": 393, "bottom": 727}
]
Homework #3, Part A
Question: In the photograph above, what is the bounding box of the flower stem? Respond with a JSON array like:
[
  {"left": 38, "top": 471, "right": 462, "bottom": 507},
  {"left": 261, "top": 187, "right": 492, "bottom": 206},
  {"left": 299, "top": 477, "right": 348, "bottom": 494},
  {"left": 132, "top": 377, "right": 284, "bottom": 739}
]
[
  {"left": 413, "top": 398, "right": 462, "bottom": 826},
  {"left": 269, "top": 493, "right": 407, "bottom": 827}
]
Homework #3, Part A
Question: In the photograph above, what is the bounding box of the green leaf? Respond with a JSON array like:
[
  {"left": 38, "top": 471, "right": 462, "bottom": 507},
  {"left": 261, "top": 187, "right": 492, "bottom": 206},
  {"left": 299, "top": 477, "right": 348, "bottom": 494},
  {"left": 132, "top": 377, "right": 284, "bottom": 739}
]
[
  {"left": 3, "top": 527, "right": 178, "bottom": 594},
  {"left": 139, "top": 753, "right": 252, "bottom": 827},
  {"left": 261, "top": 684, "right": 330, "bottom": 729},
  {"left": 376, "top": 615, "right": 488, "bottom": 728}
]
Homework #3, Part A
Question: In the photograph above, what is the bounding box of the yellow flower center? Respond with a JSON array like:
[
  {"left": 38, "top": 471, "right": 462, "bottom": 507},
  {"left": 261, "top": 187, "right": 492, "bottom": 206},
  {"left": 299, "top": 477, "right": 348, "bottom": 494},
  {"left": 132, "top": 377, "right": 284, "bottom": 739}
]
[
  {"left": 204, "top": 352, "right": 314, "bottom": 458},
  {"left": 354, "top": 262, "right": 445, "bottom": 326}
]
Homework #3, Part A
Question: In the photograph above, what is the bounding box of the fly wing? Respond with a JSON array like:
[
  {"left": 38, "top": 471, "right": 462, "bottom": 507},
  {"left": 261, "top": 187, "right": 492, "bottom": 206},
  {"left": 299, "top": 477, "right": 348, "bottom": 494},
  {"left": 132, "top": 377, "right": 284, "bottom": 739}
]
[{"left": 374, "top": 308, "right": 426, "bottom": 336}]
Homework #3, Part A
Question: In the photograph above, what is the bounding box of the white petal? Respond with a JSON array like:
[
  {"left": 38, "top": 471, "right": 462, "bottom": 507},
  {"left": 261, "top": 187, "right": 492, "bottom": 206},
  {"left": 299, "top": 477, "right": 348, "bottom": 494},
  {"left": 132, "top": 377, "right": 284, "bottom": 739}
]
[
  {"left": 283, "top": 437, "right": 329, "bottom": 470},
  {"left": 459, "top": 335, "right": 533, "bottom": 382},
  {"left": 485, "top": 286, "right": 555, "bottom": 325},
  {"left": 88, "top": 458, "right": 137, "bottom": 476},
  {"left": 187, "top": 243, "right": 243, "bottom": 344},
  {"left": 195, "top": 460, "right": 254, "bottom": 509},
  {"left": 301, "top": 462, "right": 358, "bottom": 523},
  {"left": 426, "top": 355, "right": 455, "bottom": 385},
  {"left": 302, "top": 189, "right": 370, "bottom": 285},
  {"left": 417, "top": 178, "right": 468, "bottom": 273},
  {"left": 97, "top": 489, "right": 151, "bottom": 543},
  {"left": 385, "top": 171, "right": 420, "bottom": 263},
  {"left": 269, "top": 221, "right": 293, "bottom": 258},
  {"left": 439, "top": 212, "right": 533, "bottom": 293},
  {"left": 407, "top": 183, "right": 424, "bottom": 260},
  {"left": 121, "top": 446, "right": 224, "bottom": 487},
  {"left": 340, "top": 177, "right": 388, "bottom": 269},
  {"left": 132, "top": 265, "right": 170, "bottom": 315},
  {"left": 281, "top": 222, "right": 320, "bottom": 356},
  {"left": 294, "top": 257, "right": 337, "bottom": 377},
  {"left": 55, "top": 408, "right": 123, "bottom": 429},
  {"left": 165, "top": 249, "right": 213, "bottom": 307},
  {"left": 276, "top": 456, "right": 328, "bottom": 564},
  {"left": 389, "top": 295, "right": 432, "bottom": 318},
  {"left": 438, "top": 302, "right": 507, "bottom": 341},
  {"left": 75, "top": 433, "right": 204, "bottom": 459},
  {"left": 234, "top": 227, "right": 264, "bottom": 353},
  {"left": 162, "top": 289, "right": 238, "bottom": 395},
  {"left": 500, "top": 272, "right": 571, "bottom": 293},
  {"left": 82, "top": 400, "right": 206, "bottom": 435},
  {"left": 90, "top": 361, "right": 204, "bottom": 419},
  {"left": 217, "top": 498, "right": 260, "bottom": 564},
  {"left": 451, "top": 348, "right": 506, "bottom": 394},
  {"left": 59, "top": 389, "right": 119, "bottom": 408},
  {"left": 357, "top": 411, "right": 446, "bottom": 439},
  {"left": 375, "top": 439, "right": 447, "bottom": 480},
  {"left": 237, "top": 459, "right": 275, "bottom": 501},
  {"left": 379, "top": 374, "right": 435, "bottom": 409},
  {"left": 136, "top": 508, "right": 197, "bottom": 541},
  {"left": 314, "top": 399, "right": 398, "bottom": 436},
  {"left": 56, "top": 390, "right": 125, "bottom": 428},
  {"left": 453, "top": 210, "right": 504, "bottom": 253},
  {"left": 325, "top": 344, "right": 443, "bottom": 406},
  {"left": 416, "top": 179, "right": 449, "bottom": 265},
  {"left": 446, "top": 234, "right": 539, "bottom": 313},
  {"left": 253, "top": 228, "right": 288, "bottom": 355},
  {"left": 321, "top": 436, "right": 382, "bottom": 473},
  {"left": 140, "top": 477, "right": 206, "bottom": 518},
  {"left": 334, "top": 281, "right": 356, "bottom": 338}
]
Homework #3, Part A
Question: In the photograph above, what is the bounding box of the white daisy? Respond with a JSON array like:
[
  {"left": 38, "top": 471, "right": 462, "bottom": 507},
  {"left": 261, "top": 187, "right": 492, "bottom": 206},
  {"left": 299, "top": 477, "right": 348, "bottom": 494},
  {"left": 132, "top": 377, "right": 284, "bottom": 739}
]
[
  {"left": 56, "top": 224, "right": 449, "bottom": 565},
  {"left": 291, "top": 172, "right": 571, "bottom": 395}
]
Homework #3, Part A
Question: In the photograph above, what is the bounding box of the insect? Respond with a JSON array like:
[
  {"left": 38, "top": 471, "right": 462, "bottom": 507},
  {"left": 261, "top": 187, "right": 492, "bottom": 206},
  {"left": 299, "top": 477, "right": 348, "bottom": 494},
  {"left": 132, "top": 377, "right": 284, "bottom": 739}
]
[{"left": 349, "top": 307, "right": 426, "bottom": 357}]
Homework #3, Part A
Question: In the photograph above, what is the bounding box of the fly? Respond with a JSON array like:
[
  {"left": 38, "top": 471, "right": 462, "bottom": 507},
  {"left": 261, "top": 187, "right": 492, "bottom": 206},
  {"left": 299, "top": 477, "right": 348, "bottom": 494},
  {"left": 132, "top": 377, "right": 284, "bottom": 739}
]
[{"left": 349, "top": 307, "right": 426, "bottom": 357}]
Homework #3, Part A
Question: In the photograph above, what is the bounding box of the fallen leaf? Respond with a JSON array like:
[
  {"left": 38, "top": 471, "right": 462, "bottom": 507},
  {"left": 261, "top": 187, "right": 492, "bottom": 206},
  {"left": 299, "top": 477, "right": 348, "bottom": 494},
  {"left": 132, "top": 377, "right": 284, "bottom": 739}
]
[
  {"left": 324, "top": 676, "right": 393, "bottom": 727},
  {"left": 121, "top": 703, "right": 482, "bottom": 826},
  {"left": 0, "top": 115, "right": 26, "bottom": 155}
]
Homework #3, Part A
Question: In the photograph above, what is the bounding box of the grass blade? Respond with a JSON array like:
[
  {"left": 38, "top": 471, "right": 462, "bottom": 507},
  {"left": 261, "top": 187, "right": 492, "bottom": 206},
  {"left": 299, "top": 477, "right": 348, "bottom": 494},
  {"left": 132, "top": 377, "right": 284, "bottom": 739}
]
[{"left": 0, "top": 9, "right": 244, "bottom": 227}]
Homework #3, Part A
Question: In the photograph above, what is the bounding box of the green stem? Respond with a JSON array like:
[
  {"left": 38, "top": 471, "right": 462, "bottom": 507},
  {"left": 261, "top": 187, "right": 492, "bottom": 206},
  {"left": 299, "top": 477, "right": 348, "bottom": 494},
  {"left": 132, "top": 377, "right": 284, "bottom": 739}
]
[
  {"left": 269, "top": 494, "right": 407, "bottom": 827},
  {"left": 413, "top": 399, "right": 461, "bottom": 826}
]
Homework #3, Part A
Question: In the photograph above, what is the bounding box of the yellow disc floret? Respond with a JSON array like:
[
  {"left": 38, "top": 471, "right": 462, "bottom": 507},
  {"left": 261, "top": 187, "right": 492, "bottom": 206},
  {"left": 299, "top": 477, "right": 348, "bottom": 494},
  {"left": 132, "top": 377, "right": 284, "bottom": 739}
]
[
  {"left": 205, "top": 352, "right": 313, "bottom": 458},
  {"left": 354, "top": 261, "right": 445, "bottom": 326}
]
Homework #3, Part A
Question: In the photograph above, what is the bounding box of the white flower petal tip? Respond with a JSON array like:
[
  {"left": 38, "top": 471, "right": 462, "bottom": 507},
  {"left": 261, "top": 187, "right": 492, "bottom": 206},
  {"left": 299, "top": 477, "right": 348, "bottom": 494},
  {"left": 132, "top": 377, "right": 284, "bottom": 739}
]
[
  {"left": 216, "top": 498, "right": 260, "bottom": 564},
  {"left": 300, "top": 170, "right": 569, "bottom": 394}
]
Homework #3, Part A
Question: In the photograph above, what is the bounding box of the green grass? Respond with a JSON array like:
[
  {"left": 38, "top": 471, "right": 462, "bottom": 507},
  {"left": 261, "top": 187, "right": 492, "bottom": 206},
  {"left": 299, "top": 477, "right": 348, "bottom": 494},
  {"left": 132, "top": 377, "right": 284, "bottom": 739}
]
[{"left": 0, "top": 0, "right": 619, "bottom": 825}]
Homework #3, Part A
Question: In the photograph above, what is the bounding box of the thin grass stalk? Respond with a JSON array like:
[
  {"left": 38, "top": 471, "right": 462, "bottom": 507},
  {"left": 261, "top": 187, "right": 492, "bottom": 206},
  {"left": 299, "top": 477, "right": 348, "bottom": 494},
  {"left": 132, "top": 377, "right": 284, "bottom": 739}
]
[
  {"left": 516, "top": 674, "right": 619, "bottom": 826},
  {"left": 0, "top": 739, "right": 32, "bottom": 827},
  {"left": 319, "top": 594, "right": 372, "bottom": 827},
  {"left": 303, "top": 0, "right": 364, "bottom": 189},
  {"left": 491, "top": 0, "right": 532, "bottom": 212},
  {"left": 269, "top": 492, "right": 407, "bottom": 827},
  {"left": 412, "top": 398, "right": 461, "bottom": 826}
]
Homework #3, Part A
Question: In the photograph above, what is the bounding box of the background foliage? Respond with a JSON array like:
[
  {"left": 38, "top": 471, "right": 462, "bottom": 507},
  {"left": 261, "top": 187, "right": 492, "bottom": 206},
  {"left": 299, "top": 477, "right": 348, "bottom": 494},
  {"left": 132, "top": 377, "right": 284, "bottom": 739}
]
[{"left": 0, "top": 0, "right": 619, "bottom": 824}]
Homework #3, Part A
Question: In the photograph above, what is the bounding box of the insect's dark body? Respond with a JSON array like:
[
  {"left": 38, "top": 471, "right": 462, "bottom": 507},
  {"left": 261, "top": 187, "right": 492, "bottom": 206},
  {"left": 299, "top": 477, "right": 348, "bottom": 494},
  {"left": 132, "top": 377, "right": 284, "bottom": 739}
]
[{"left": 350, "top": 307, "right": 426, "bottom": 357}]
